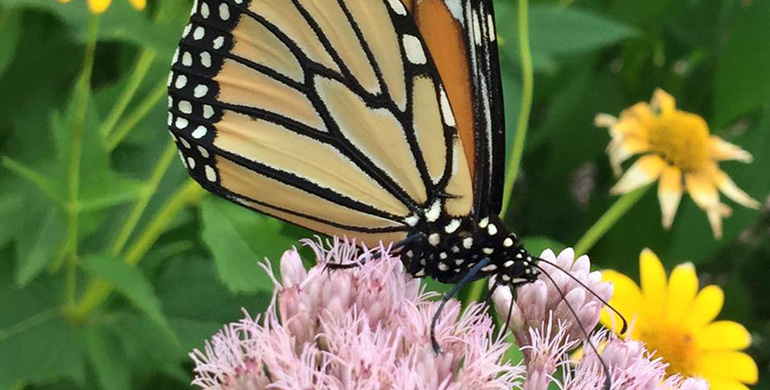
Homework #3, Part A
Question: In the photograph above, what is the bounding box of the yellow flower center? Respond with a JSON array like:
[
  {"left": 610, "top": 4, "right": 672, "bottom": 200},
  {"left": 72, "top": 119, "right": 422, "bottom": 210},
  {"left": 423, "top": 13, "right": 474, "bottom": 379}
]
[
  {"left": 647, "top": 111, "right": 711, "bottom": 173},
  {"left": 640, "top": 325, "right": 697, "bottom": 376}
]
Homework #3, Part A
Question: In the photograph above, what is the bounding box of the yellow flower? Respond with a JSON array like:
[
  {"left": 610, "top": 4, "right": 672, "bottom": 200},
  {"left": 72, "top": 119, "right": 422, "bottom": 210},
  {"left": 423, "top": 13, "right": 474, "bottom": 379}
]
[
  {"left": 57, "top": 0, "right": 146, "bottom": 14},
  {"left": 601, "top": 249, "right": 758, "bottom": 390},
  {"left": 595, "top": 89, "right": 760, "bottom": 239}
]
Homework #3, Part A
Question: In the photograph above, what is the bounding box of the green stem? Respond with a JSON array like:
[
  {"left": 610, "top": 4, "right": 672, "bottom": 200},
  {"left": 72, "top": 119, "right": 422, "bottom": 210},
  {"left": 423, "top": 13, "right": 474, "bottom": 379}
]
[
  {"left": 574, "top": 185, "right": 651, "bottom": 256},
  {"left": 65, "top": 14, "right": 100, "bottom": 310},
  {"left": 1, "top": 156, "right": 62, "bottom": 203},
  {"left": 100, "top": 50, "right": 157, "bottom": 140},
  {"left": 72, "top": 180, "right": 204, "bottom": 319},
  {"left": 500, "top": 0, "right": 534, "bottom": 217},
  {"left": 109, "top": 141, "right": 177, "bottom": 256},
  {"left": 106, "top": 79, "right": 167, "bottom": 151}
]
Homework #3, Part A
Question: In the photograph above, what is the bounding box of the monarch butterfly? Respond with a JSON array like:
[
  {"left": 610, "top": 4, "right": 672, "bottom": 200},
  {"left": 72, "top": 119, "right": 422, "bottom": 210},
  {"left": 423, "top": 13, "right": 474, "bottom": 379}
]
[{"left": 166, "top": 0, "right": 624, "bottom": 368}]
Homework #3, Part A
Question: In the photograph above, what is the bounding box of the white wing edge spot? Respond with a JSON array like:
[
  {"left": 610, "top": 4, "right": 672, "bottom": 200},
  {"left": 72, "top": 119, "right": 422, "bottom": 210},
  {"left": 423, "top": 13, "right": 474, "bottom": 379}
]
[
  {"left": 439, "top": 88, "right": 456, "bottom": 127},
  {"left": 387, "top": 0, "right": 407, "bottom": 15},
  {"left": 402, "top": 34, "right": 426, "bottom": 65}
]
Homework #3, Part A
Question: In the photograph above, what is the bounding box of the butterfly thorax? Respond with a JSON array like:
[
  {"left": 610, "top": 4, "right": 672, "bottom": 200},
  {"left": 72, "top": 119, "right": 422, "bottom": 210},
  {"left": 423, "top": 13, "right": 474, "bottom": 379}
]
[{"left": 400, "top": 214, "right": 539, "bottom": 286}]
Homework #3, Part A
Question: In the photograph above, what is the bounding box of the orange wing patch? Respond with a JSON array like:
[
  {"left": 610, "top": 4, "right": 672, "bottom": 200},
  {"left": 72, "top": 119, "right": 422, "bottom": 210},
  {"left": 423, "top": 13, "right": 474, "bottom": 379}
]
[{"left": 407, "top": 0, "right": 476, "bottom": 182}]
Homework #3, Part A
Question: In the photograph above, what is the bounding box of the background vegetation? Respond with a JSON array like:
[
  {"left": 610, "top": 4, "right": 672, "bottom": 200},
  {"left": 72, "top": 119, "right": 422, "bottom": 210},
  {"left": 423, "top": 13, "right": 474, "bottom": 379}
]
[{"left": 0, "top": 0, "right": 767, "bottom": 389}]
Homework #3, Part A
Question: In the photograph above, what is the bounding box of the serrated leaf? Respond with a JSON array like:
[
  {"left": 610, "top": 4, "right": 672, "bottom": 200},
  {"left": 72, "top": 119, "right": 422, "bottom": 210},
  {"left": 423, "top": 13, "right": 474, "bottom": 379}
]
[
  {"left": 201, "top": 197, "right": 295, "bottom": 293},
  {"left": 15, "top": 204, "right": 66, "bottom": 287},
  {"left": 81, "top": 255, "right": 170, "bottom": 330},
  {"left": 85, "top": 325, "right": 131, "bottom": 390},
  {"left": 714, "top": 0, "right": 770, "bottom": 126}
]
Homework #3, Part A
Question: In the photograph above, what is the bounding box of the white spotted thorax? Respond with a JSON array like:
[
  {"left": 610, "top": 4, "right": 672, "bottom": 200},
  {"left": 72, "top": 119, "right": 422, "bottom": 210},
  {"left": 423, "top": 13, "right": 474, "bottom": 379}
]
[{"left": 401, "top": 213, "right": 539, "bottom": 286}]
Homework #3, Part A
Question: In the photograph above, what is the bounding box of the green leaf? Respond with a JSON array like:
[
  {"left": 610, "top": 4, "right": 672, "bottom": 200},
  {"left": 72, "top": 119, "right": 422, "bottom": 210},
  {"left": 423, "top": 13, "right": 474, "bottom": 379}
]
[
  {"left": 81, "top": 255, "right": 170, "bottom": 330},
  {"left": 201, "top": 197, "right": 296, "bottom": 293},
  {"left": 0, "top": 10, "right": 22, "bottom": 79},
  {"left": 0, "top": 186, "right": 22, "bottom": 248},
  {"left": 85, "top": 325, "right": 131, "bottom": 390},
  {"left": 0, "top": 258, "right": 86, "bottom": 388},
  {"left": 80, "top": 177, "right": 146, "bottom": 212},
  {"left": 714, "top": 0, "right": 770, "bottom": 126},
  {"left": 495, "top": 3, "right": 637, "bottom": 71},
  {"left": 157, "top": 256, "right": 271, "bottom": 351},
  {"left": 528, "top": 5, "right": 638, "bottom": 57},
  {"left": 15, "top": 204, "right": 66, "bottom": 287}
]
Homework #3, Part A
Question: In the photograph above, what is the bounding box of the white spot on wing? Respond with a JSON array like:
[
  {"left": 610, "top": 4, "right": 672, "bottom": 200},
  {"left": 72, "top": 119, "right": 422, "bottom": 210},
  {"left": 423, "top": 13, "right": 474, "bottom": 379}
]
[
  {"left": 387, "top": 0, "right": 407, "bottom": 15},
  {"left": 487, "top": 13, "right": 497, "bottom": 42},
  {"left": 425, "top": 200, "right": 441, "bottom": 222},
  {"left": 402, "top": 34, "right": 426, "bottom": 65},
  {"left": 205, "top": 165, "right": 217, "bottom": 182},
  {"left": 439, "top": 88, "right": 456, "bottom": 127}
]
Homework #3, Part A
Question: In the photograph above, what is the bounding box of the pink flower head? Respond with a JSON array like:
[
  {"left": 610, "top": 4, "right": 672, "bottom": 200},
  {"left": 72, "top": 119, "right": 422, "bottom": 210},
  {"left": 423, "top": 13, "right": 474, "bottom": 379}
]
[
  {"left": 491, "top": 248, "right": 613, "bottom": 352},
  {"left": 562, "top": 331, "right": 710, "bottom": 390},
  {"left": 190, "top": 237, "right": 524, "bottom": 390}
]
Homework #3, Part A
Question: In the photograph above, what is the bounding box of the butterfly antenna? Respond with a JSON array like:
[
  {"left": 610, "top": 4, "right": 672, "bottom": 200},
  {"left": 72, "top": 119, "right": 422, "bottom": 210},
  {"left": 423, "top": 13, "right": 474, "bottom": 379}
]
[
  {"left": 532, "top": 262, "right": 613, "bottom": 390},
  {"left": 430, "top": 257, "right": 492, "bottom": 354},
  {"left": 534, "top": 256, "right": 628, "bottom": 335}
]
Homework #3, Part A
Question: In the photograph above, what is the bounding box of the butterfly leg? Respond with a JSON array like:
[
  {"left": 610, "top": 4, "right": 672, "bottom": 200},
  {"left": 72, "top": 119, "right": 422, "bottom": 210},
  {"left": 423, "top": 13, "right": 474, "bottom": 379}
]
[{"left": 430, "top": 257, "right": 492, "bottom": 354}]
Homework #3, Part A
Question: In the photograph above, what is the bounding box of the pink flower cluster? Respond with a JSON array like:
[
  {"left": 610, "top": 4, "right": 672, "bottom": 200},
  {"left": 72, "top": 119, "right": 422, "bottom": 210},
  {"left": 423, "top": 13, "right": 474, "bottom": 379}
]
[
  {"left": 190, "top": 240, "right": 709, "bottom": 390},
  {"left": 190, "top": 238, "right": 523, "bottom": 390}
]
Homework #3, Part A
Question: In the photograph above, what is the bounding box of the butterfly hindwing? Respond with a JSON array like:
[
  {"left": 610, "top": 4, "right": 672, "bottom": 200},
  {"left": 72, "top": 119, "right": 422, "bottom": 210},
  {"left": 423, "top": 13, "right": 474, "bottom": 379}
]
[
  {"left": 167, "top": 0, "right": 475, "bottom": 246},
  {"left": 408, "top": 0, "right": 506, "bottom": 217}
]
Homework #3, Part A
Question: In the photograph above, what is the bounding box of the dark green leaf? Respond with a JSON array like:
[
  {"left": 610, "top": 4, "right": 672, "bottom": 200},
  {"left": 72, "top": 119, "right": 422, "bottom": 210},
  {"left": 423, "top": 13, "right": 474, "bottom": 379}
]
[
  {"left": 85, "top": 325, "right": 130, "bottom": 390},
  {"left": 80, "top": 177, "right": 146, "bottom": 212},
  {"left": 0, "top": 10, "right": 22, "bottom": 79},
  {"left": 0, "top": 258, "right": 85, "bottom": 388},
  {"left": 201, "top": 196, "right": 295, "bottom": 293},
  {"left": 15, "top": 204, "right": 66, "bottom": 286},
  {"left": 529, "top": 5, "right": 638, "bottom": 57},
  {"left": 81, "top": 255, "right": 170, "bottom": 330},
  {"left": 714, "top": 0, "right": 770, "bottom": 126},
  {"left": 157, "top": 256, "right": 271, "bottom": 351}
]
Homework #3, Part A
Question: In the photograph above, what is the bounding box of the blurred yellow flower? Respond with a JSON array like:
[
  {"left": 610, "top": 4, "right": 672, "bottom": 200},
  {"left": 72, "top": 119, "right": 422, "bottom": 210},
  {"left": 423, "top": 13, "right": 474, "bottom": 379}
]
[
  {"left": 595, "top": 89, "right": 760, "bottom": 239},
  {"left": 57, "top": 0, "right": 146, "bottom": 14},
  {"left": 601, "top": 249, "right": 758, "bottom": 390}
]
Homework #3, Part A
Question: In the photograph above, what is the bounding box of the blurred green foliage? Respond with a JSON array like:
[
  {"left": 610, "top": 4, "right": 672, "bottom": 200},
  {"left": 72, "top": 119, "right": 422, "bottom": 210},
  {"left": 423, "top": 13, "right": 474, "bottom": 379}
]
[{"left": 0, "top": 0, "right": 767, "bottom": 389}]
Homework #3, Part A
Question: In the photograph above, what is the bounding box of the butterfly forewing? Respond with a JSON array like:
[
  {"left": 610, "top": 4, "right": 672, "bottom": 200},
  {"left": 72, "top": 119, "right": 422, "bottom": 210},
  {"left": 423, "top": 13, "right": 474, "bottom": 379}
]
[{"left": 167, "top": 0, "right": 475, "bottom": 246}]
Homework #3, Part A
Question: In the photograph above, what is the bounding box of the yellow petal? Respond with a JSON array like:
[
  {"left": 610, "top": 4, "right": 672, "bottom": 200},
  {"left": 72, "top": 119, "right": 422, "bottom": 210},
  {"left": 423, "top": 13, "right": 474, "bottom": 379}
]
[
  {"left": 707, "top": 378, "right": 752, "bottom": 390},
  {"left": 600, "top": 270, "right": 643, "bottom": 335},
  {"left": 658, "top": 164, "right": 683, "bottom": 229},
  {"left": 611, "top": 155, "right": 665, "bottom": 194},
  {"left": 652, "top": 89, "right": 677, "bottom": 115},
  {"left": 594, "top": 113, "right": 618, "bottom": 128},
  {"left": 709, "top": 136, "right": 753, "bottom": 163},
  {"left": 127, "top": 0, "right": 146, "bottom": 10},
  {"left": 640, "top": 249, "right": 667, "bottom": 323},
  {"left": 622, "top": 102, "right": 657, "bottom": 130},
  {"left": 697, "top": 351, "right": 758, "bottom": 384},
  {"left": 665, "top": 262, "right": 698, "bottom": 324},
  {"left": 711, "top": 168, "right": 761, "bottom": 209},
  {"left": 88, "top": 0, "right": 111, "bottom": 13},
  {"left": 696, "top": 321, "right": 752, "bottom": 351},
  {"left": 684, "top": 172, "right": 726, "bottom": 239},
  {"left": 683, "top": 285, "right": 723, "bottom": 329},
  {"left": 608, "top": 137, "right": 650, "bottom": 176}
]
